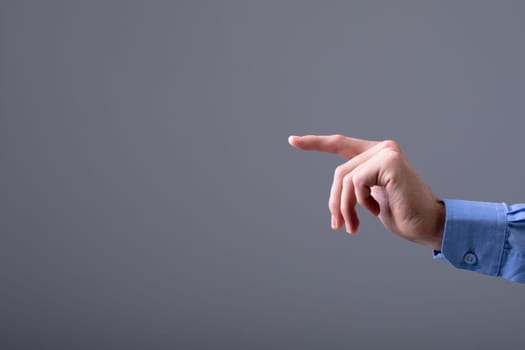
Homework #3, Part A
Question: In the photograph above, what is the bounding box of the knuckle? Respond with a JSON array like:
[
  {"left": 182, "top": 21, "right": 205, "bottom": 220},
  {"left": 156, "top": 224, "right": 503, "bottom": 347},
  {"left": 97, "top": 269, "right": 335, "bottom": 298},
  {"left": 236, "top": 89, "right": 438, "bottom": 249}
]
[
  {"left": 342, "top": 173, "right": 353, "bottom": 187},
  {"left": 383, "top": 148, "right": 402, "bottom": 165},
  {"left": 380, "top": 149, "right": 402, "bottom": 184},
  {"left": 351, "top": 171, "right": 363, "bottom": 187},
  {"left": 333, "top": 165, "right": 345, "bottom": 180},
  {"left": 331, "top": 134, "right": 346, "bottom": 149},
  {"left": 381, "top": 139, "right": 400, "bottom": 152},
  {"left": 352, "top": 175, "right": 366, "bottom": 199},
  {"left": 332, "top": 134, "right": 345, "bottom": 142}
]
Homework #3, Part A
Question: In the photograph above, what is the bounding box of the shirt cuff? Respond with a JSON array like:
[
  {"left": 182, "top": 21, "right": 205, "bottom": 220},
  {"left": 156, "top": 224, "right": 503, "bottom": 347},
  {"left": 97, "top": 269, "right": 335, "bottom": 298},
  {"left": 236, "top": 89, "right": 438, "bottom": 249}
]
[{"left": 437, "top": 199, "right": 507, "bottom": 277}]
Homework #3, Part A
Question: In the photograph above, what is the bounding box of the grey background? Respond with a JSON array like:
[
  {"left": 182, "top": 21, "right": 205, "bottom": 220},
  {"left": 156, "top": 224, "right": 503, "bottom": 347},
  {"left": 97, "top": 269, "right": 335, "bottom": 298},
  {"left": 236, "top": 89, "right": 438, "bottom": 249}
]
[{"left": 1, "top": 1, "right": 525, "bottom": 349}]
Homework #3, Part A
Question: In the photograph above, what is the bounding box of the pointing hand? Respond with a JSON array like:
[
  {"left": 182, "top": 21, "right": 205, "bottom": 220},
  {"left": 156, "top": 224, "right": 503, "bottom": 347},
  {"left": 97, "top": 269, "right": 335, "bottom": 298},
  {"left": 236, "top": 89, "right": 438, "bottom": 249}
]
[{"left": 288, "top": 134, "right": 445, "bottom": 251}]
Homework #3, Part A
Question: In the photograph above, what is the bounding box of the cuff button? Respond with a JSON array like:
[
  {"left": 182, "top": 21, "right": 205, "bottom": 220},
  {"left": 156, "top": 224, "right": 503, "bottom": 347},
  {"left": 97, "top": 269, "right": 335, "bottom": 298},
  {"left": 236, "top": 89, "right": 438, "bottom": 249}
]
[{"left": 464, "top": 252, "right": 478, "bottom": 265}]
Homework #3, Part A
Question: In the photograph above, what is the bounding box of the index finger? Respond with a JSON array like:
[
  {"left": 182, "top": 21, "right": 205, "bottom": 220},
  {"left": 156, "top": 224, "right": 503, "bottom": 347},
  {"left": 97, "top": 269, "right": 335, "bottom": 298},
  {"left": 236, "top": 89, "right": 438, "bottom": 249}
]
[{"left": 288, "top": 134, "right": 379, "bottom": 159}]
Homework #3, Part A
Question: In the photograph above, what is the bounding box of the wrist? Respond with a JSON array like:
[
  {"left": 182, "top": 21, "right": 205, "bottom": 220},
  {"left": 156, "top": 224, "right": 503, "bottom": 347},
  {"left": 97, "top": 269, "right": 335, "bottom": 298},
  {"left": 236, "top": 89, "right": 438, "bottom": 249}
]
[{"left": 430, "top": 200, "right": 445, "bottom": 251}]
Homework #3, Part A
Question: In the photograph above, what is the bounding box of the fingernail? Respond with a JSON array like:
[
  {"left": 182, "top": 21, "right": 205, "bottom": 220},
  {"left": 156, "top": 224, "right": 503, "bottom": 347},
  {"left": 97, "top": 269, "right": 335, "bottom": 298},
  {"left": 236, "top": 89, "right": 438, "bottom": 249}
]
[
  {"left": 331, "top": 215, "right": 336, "bottom": 229},
  {"left": 346, "top": 223, "right": 353, "bottom": 234}
]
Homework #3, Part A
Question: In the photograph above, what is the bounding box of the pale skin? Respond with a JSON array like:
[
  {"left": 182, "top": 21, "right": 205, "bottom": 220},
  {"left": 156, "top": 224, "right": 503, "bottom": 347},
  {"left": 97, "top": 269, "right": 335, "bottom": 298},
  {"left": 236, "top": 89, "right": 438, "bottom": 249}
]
[{"left": 288, "top": 134, "right": 445, "bottom": 251}]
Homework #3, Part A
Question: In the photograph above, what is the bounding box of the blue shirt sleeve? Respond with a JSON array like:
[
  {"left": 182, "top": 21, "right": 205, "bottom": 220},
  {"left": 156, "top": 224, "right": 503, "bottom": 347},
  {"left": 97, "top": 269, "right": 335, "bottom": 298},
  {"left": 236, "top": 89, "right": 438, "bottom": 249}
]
[{"left": 434, "top": 199, "right": 525, "bottom": 283}]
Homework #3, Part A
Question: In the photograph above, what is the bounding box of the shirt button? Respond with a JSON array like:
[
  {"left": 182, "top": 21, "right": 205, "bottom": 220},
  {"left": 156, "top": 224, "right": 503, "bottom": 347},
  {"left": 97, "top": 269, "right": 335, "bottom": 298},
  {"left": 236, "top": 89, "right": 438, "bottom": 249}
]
[{"left": 464, "top": 252, "right": 478, "bottom": 265}]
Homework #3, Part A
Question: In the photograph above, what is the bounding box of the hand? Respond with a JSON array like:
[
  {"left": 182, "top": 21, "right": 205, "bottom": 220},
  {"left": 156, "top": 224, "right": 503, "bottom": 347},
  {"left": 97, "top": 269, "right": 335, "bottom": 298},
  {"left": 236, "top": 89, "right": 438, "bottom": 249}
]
[{"left": 288, "top": 134, "right": 445, "bottom": 251}]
